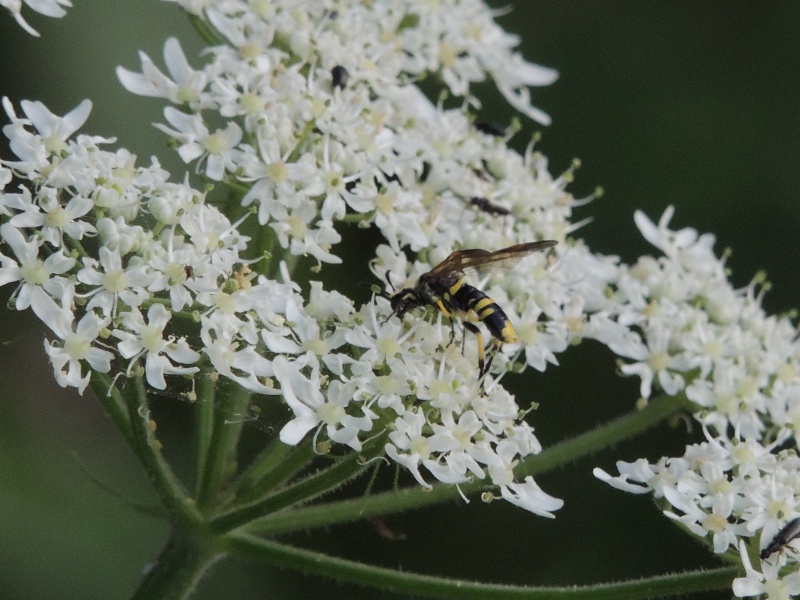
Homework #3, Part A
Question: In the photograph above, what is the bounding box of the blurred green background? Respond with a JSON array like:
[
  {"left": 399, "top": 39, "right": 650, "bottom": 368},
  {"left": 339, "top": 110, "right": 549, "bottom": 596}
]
[{"left": 0, "top": 2, "right": 798, "bottom": 599}]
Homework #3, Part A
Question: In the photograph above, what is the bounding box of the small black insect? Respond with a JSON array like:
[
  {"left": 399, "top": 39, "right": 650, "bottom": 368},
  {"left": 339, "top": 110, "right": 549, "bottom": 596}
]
[
  {"left": 761, "top": 517, "right": 800, "bottom": 560},
  {"left": 474, "top": 121, "right": 507, "bottom": 137},
  {"left": 331, "top": 65, "right": 349, "bottom": 90},
  {"left": 470, "top": 196, "right": 511, "bottom": 217},
  {"left": 388, "top": 241, "right": 557, "bottom": 379}
]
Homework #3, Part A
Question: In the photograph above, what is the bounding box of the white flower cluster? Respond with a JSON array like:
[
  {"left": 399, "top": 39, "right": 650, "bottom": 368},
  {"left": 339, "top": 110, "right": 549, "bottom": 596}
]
[
  {"left": 5, "top": 4, "right": 800, "bottom": 589},
  {"left": 0, "top": 0, "right": 589, "bottom": 519},
  {"left": 593, "top": 207, "right": 800, "bottom": 596},
  {"left": 118, "top": 0, "right": 558, "bottom": 266}
]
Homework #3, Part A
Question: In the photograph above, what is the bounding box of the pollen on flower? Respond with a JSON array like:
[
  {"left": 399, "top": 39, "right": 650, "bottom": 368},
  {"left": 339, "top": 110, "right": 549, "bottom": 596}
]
[
  {"left": 238, "top": 93, "right": 265, "bottom": 115},
  {"left": 701, "top": 512, "right": 728, "bottom": 534},
  {"left": 777, "top": 362, "right": 796, "bottom": 382},
  {"left": 266, "top": 161, "right": 289, "bottom": 184},
  {"left": 516, "top": 322, "right": 539, "bottom": 346},
  {"left": 286, "top": 215, "right": 307, "bottom": 239},
  {"left": 239, "top": 41, "right": 263, "bottom": 59},
  {"left": 428, "top": 379, "right": 454, "bottom": 399},
  {"left": 303, "top": 338, "right": 330, "bottom": 356},
  {"left": 202, "top": 130, "right": 233, "bottom": 154},
  {"left": 214, "top": 292, "right": 236, "bottom": 314},
  {"left": 731, "top": 444, "right": 756, "bottom": 466},
  {"left": 102, "top": 269, "right": 128, "bottom": 293},
  {"left": 44, "top": 206, "right": 69, "bottom": 229},
  {"left": 647, "top": 351, "right": 670, "bottom": 372},
  {"left": 702, "top": 340, "right": 724, "bottom": 359},
  {"left": 374, "top": 193, "right": 394, "bottom": 214},
  {"left": 176, "top": 85, "right": 200, "bottom": 105},
  {"left": 317, "top": 402, "right": 345, "bottom": 426},
  {"left": 140, "top": 326, "right": 164, "bottom": 353},
  {"left": 715, "top": 393, "right": 737, "bottom": 415},
  {"left": 375, "top": 374, "right": 402, "bottom": 395},
  {"left": 165, "top": 262, "right": 188, "bottom": 285},
  {"left": 439, "top": 43, "right": 457, "bottom": 68},
  {"left": 736, "top": 376, "right": 758, "bottom": 398},
  {"left": 376, "top": 336, "right": 402, "bottom": 358},
  {"left": 708, "top": 477, "right": 733, "bottom": 496},
  {"left": 63, "top": 333, "right": 91, "bottom": 360},
  {"left": 20, "top": 260, "right": 48, "bottom": 285},
  {"left": 642, "top": 301, "right": 662, "bottom": 319},
  {"left": 409, "top": 435, "right": 431, "bottom": 460},
  {"left": 43, "top": 135, "right": 67, "bottom": 155}
]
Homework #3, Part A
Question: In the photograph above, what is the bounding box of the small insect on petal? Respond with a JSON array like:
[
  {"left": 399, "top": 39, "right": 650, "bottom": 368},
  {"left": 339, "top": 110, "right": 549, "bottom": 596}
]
[
  {"left": 470, "top": 196, "right": 511, "bottom": 216},
  {"left": 761, "top": 517, "right": 800, "bottom": 560},
  {"left": 331, "top": 65, "right": 349, "bottom": 90}
]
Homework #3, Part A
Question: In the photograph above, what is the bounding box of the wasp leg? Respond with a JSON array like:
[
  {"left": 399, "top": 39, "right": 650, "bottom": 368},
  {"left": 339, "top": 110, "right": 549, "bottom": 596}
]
[
  {"left": 481, "top": 339, "right": 502, "bottom": 381},
  {"left": 463, "top": 321, "right": 485, "bottom": 377},
  {"left": 434, "top": 299, "right": 459, "bottom": 347}
]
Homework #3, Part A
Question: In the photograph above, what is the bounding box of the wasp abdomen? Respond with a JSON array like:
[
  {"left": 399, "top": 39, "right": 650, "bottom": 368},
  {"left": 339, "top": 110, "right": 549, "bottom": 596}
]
[{"left": 451, "top": 282, "right": 519, "bottom": 344}]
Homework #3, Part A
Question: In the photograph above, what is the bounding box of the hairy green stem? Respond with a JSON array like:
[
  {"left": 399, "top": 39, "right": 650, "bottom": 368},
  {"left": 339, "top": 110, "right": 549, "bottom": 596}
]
[
  {"left": 232, "top": 437, "right": 316, "bottom": 503},
  {"left": 129, "top": 531, "right": 222, "bottom": 600},
  {"left": 194, "top": 370, "right": 217, "bottom": 498},
  {"left": 123, "top": 376, "right": 203, "bottom": 529},
  {"left": 210, "top": 449, "right": 372, "bottom": 533},
  {"left": 226, "top": 533, "right": 738, "bottom": 600},
  {"left": 90, "top": 371, "right": 135, "bottom": 451},
  {"left": 188, "top": 13, "right": 226, "bottom": 46},
  {"left": 196, "top": 378, "right": 252, "bottom": 509}
]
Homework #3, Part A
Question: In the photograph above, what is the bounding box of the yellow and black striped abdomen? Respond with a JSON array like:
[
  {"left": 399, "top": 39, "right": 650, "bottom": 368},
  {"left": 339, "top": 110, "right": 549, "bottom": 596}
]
[{"left": 449, "top": 280, "right": 519, "bottom": 344}]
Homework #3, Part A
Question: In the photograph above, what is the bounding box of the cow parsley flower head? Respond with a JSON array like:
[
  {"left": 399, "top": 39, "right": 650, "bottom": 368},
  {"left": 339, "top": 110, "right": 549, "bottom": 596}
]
[{"left": 5, "top": 1, "right": 800, "bottom": 598}]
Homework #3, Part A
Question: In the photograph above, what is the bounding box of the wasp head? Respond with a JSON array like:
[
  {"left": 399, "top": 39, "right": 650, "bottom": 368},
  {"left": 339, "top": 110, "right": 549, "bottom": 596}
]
[{"left": 389, "top": 288, "right": 424, "bottom": 319}]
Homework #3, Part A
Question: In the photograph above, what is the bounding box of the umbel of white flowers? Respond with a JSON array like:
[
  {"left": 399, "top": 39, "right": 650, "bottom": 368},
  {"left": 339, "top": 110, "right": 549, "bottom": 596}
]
[{"left": 3, "top": 2, "right": 800, "bottom": 597}]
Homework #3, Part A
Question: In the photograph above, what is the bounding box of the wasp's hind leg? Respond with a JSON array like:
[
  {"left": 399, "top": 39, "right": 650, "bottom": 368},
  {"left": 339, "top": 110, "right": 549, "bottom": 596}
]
[
  {"left": 463, "top": 321, "right": 486, "bottom": 379},
  {"left": 480, "top": 339, "right": 503, "bottom": 383}
]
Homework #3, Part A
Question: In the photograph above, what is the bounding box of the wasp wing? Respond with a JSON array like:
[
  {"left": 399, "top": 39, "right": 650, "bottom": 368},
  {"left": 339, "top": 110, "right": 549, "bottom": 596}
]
[{"left": 425, "top": 240, "right": 557, "bottom": 281}]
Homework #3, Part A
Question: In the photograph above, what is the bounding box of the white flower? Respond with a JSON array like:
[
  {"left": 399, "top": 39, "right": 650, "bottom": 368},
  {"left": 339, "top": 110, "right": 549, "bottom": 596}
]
[
  {"left": 501, "top": 476, "right": 564, "bottom": 519},
  {"left": 733, "top": 540, "right": 800, "bottom": 599},
  {"left": 117, "top": 37, "right": 208, "bottom": 107},
  {"left": 76, "top": 246, "right": 152, "bottom": 315},
  {"left": 29, "top": 288, "right": 112, "bottom": 393},
  {"left": 112, "top": 303, "right": 200, "bottom": 390},
  {"left": 8, "top": 187, "right": 95, "bottom": 245},
  {"left": 0, "top": 223, "right": 75, "bottom": 310},
  {"left": 274, "top": 353, "right": 374, "bottom": 450},
  {"left": 2, "top": 97, "right": 91, "bottom": 172},
  {"left": 155, "top": 108, "right": 242, "bottom": 180}
]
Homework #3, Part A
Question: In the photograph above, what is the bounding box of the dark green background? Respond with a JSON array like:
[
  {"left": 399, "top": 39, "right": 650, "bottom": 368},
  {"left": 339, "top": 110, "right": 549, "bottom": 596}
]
[{"left": 1, "top": 2, "right": 798, "bottom": 598}]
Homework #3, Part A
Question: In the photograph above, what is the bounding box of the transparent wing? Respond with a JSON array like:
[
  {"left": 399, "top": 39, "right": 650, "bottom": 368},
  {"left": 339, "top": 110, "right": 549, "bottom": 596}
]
[{"left": 425, "top": 240, "right": 557, "bottom": 279}]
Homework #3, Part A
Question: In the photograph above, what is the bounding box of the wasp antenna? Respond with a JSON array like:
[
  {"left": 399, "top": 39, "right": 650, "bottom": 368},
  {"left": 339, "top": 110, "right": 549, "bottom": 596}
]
[{"left": 383, "top": 269, "right": 397, "bottom": 292}]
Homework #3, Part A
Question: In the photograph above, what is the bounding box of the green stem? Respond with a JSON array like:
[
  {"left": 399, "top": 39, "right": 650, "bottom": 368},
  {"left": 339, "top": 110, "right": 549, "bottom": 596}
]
[
  {"left": 129, "top": 531, "right": 222, "bottom": 600},
  {"left": 209, "top": 448, "right": 372, "bottom": 533},
  {"left": 196, "top": 378, "right": 252, "bottom": 509},
  {"left": 194, "top": 370, "right": 216, "bottom": 498},
  {"left": 232, "top": 437, "right": 316, "bottom": 503},
  {"left": 188, "top": 13, "right": 226, "bottom": 46},
  {"left": 226, "top": 533, "right": 739, "bottom": 600},
  {"left": 250, "top": 393, "right": 688, "bottom": 535},
  {"left": 123, "top": 376, "right": 204, "bottom": 529},
  {"left": 514, "top": 391, "right": 692, "bottom": 479},
  {"left": 90, "top": 371, "right": 135, "bottom": 451}
]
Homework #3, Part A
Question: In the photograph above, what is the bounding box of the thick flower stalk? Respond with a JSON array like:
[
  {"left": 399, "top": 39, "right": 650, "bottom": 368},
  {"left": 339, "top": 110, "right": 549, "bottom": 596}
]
[{"left": 2, "top": 1, "right": 798, "bottom": 599}]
